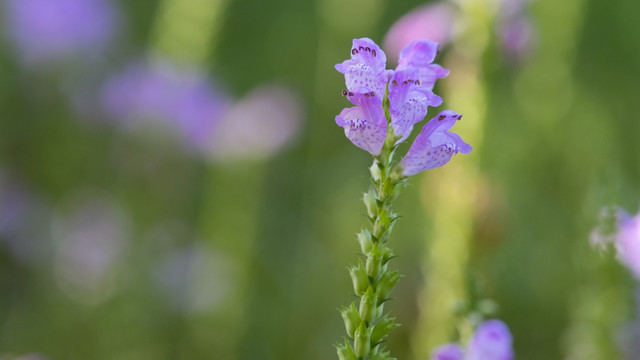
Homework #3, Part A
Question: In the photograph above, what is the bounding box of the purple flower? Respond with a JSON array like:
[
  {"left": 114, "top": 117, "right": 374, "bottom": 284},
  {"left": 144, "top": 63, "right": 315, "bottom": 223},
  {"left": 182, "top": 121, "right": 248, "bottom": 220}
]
[
  {"left": 335, "top": 38, "right": 450, "bottom": 155},
  {"left": 430, "top": 320, "right": 514, "bottom": 360},
  {"left": 467, "top": 320, "right": 514, "bottom": 360},
  {"left": 592, "top": 207, "right": 640, "bottom": 279},
  {"left": 335, "top": 92, "right": 387, "bottom": 155},
  {"left": 3, "top": 0, "right": 118, "bottom": 64},
  {"left": 388, "top": 66, "right": 443, "bottom": 141},
  {"left": 101, "top": 59, "right": 230, "bottom": 154},
  {"left": 335, "top": 38, "right": 391, "bottom": 99},
  {"left": 401, "top": 110, "right": 472, "bottom": 176},
  {"left": 395, "top": 39, "right": 450, "bottom": 91},
  {"left": 431, "top": 343, "right": 465, "bottom": 360},
  {"left": 383, "top": 3, "right": 457, "bottom": 64},
  {"left": 208, "top": 84, "right": 304, "bottom": 161}
]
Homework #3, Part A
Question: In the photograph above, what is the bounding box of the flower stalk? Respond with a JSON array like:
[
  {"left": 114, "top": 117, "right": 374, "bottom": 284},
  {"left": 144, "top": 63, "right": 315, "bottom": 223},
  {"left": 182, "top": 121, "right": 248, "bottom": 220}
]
[{"left": 337, "top": 97, "right": 406, "bottom": 360}]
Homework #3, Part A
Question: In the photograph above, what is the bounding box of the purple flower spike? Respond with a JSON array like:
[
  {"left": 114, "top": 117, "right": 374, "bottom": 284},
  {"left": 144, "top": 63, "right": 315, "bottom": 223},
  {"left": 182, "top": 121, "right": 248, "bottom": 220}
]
[
  {"left": 431, "top": 343, "right": 465, "bottom": 360},
  {"left": 397, "top": 40, "right": 450, "bottom": 91},
  {"left": 401, "top": 110, "right": 472, "bottom": 176},
  {"left": 335, "top": 93, "right": 387, "bottom": 155},
  {"left": 388, "top": 67, "right": 443, "bottom": 142},
  {"left": 467, "top": 320, "right": 514, "bottom": 360},
  {"left": 335, "top": 38, "right": 391, "bottom": 98}
]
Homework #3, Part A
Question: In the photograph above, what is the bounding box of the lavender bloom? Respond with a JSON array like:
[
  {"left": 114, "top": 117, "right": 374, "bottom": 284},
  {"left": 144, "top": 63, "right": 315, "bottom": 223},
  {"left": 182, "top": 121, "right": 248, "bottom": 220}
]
[
  {"left": 208, "top": 84, "right": 304, "bottom": 162},
  {"left": 335, "top": 38, "right": 392, "bottom": 100},
  {"left": 335, "top": 38, "right": 449, "bottom": 153},
  {"left": 383, "top": 2, "right": 457, "bottom": 65},
  {"left": 431, "top": 343, "right": 465, "bottom": 360},
  {"left": 395, "top": 39, "right": 450, "bottom": 91},
  {"left": 336, "top": 92, "right": 387, "bottom": 155},
  {"left": 592, "top": 207, "right": 640, "bottom": 279},
  {"left": 467, "top": 320, "right": 514, "bottom": 360},
  {"left": 388, "top": 61, "right": 443, "bottom": 141},
  {"left": 431, "top": 320, "right": 514, "bottom": 360},
  {"left": 3, "top": 0, "right": 118, "bottom": 64},
  {"left": 101, "top": 60, "right": 230, "bottom": 154},
  {"left": 401, "top": 110, "right": 472, "bottom": 176}
]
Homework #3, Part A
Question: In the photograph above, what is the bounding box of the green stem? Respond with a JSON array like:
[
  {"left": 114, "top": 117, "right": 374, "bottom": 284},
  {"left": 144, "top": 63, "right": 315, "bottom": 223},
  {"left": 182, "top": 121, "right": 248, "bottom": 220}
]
[{"left": 337, "top": 118, "right": 407, "bottom": 360}]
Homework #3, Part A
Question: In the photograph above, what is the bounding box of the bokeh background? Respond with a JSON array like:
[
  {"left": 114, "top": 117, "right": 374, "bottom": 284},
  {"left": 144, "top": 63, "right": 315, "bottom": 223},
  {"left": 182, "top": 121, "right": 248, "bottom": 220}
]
[{"left": 1, "top": 0, "right": 639, "bottom": 359}]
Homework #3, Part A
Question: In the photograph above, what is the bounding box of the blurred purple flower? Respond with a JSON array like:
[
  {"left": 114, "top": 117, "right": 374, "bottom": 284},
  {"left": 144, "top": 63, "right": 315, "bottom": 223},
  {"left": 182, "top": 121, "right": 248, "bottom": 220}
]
[
  {"left": 52, "top": 191, "right": 130, "bottom": 304},
  {"left": 592, "top": 207, "right": 640, "bottom": 280},
  {"left": 499, "top": 16, "right": 535, "bottom": 61},
  {"left": 431, "top": 343, "right": 465, "bottom": 360},
  {"left": 496, "top": 0, "right": 537, "bottom": 61},
  {"left": 431, "top": 320, "right": 514, "bottom": 360},
  {"left": 335, "top": 38, "right": 450, "bottom": 155},
  {"left": 383, "top": 2, "right": 457, "bottom": 65},
  {"left": 3, "top": 0, "right": 118, "bottom": 64},
  {"left": 101, "top": 59, "right": 230, "bottom": 154},
  {"left": 467, "top": 320, "right": 514, "bottom": 360},
  {"left": 208, "top": 84, "right": 304, "bottom": 161},
  {"left": 401, "top": 110, "right": 472, "bottom": 176}
]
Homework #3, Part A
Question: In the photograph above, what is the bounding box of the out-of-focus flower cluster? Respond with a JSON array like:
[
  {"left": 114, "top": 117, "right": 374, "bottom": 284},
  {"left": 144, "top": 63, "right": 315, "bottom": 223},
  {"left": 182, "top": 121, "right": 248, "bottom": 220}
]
[
  {"left": 383, "top": 0, "right": 537, "bottom": 64},
  {"left": 2, "top": 0, "right": 305, "bottom": 162}
]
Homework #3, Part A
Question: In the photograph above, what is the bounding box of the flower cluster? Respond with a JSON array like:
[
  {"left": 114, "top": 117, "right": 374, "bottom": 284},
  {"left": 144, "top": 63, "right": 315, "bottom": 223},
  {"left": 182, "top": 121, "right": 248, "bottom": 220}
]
[
  {"left": 431, "top": 320, "right": 514, "bottom": 360},
  {"left": 335, "top": 37, "right": 470, "bottom": 176}
]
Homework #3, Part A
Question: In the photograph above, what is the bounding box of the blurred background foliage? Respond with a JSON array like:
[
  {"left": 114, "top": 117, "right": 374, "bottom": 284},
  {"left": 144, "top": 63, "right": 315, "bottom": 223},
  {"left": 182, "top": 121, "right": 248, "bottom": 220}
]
[{"left": 0, "top": 0, "right": 639, "bottom": 359}]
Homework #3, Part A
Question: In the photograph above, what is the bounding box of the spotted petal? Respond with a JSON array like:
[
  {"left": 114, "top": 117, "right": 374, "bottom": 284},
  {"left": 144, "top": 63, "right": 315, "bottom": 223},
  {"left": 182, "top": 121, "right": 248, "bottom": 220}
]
[
  {"left": 388, "top": 68, "right": 443, "bottom": 141},
  {"left": 335, "top": 93, "right": 387, "bottom": 155},
  {"left": 335, "top": 38, "right": 390, "bottom": 97},
  {"left": 401, "top": 110, "right": 472, "bottom": 176}
]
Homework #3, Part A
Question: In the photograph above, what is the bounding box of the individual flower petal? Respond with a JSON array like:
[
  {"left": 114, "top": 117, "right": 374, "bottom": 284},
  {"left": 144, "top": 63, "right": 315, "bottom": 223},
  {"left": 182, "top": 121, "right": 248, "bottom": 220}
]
[
  {"left": 430, "top": 343, "right": 465, "bottom": 360},
  {"left": 388, "top": 68, "right": 442, "bottom": 141},
  {"left": 383, "top": 2, "right": 457, "bottom": 63},
  {"left": 466, "top": 320, "right": 514, "bottom": 360},
  {"left": 396, "top": 40, "right": 450, "bottom": 90},
  {"left": 335, "top": 93, "right": 387, "bottom": 155},
  {"left": 401, "top": 110, "right": 471, "bottom": 176},
  {"left": 335, "top": 38, "right": 389, "bottom": 97}
]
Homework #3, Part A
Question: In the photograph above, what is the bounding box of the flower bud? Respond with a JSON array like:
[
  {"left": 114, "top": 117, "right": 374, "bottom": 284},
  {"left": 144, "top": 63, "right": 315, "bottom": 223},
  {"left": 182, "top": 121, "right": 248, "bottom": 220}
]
[
  {"left": 340, "top": 302, "right": 361, "bottom": 338},
  {"left": 336, "top": 339, "right": 357, "bottom": 360},
  {"left": 366, "top": 245, "right": 383, "bottom": 279},
  {"left": 354, "top": 322, "right": 372, "bottom": 358},
  {"left": 359, "top": 287, "right": 377, "bottom": 323},
  {"left": 369, "top": 160, "right": 382, "bottom": 182},
  {"left": 357, "top": 228, "right": 374, "bottom": 254},
  {"left": 376, "top": 271, "right": 401, "bottom": 300},
  {"left": 363, "top": 190, "right": 378, "bottom": 219},
  {"left": 371, "top": 316, "right": 399, "bottom": 344},
  {"left": 349, "top": 261, "right": 369, "bottom": 296}
]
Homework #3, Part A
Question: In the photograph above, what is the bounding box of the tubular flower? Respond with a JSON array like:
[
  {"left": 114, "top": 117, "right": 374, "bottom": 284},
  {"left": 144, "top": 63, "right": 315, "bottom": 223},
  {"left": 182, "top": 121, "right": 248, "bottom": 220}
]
[
  {"left": 335, "top": 37, "right": 470, "bottom": 172},
  {"left": 335, "top": 92, "right": 387, "bottom": 155},
  {"left": 401, "top": 110, "right": 472, "bottom": 176}
]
